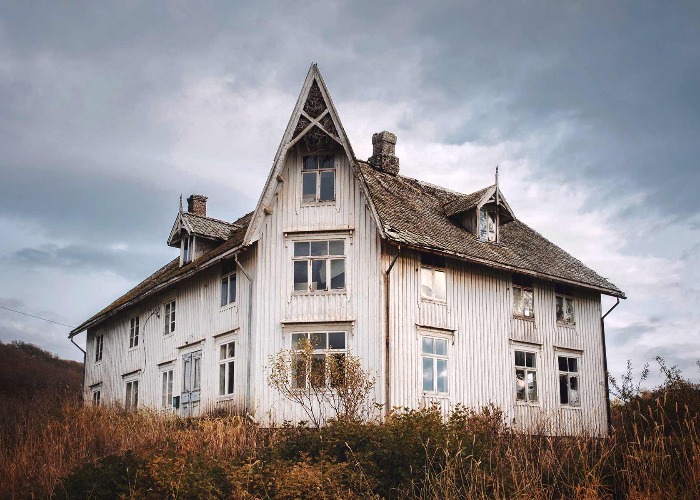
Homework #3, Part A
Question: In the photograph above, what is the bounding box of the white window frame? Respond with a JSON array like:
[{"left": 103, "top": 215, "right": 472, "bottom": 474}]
[
  {"left": 218, "top": 340, "right": 236, "bottom": 398},
  {"left": 92, "top": 387, "right": 101, "bottom": 405},
  {"left": 290, "top": 330, "right": 348, "bottom": 390},
  {"left": 94, "top": 334, "right": 104, "bottom": 363},
  {"left": 420, "top": 253, "right": 447, "bottom": 302},
  {"left": 182, "top": 235, "right": 194, "bottom": 264},
  {"left": 220, "top": 261, "right": 237, "bottom": 307},
  {"left": 513, "top": 347, "right": 539, "bottom": 404},
  {"left": 301, "top": 154, "right": 336, "bottom": 204},
  {"left": 160, "top": 368, "right": 174, "bottom": 409},
  {"left": 125, "top": 378, "right": 139, "bottom": 411},
  {"left": 420, "top": 334, "right": 449, "bottom": 395},
  {"left": 129, "top": 316, "right": 140, "bottom": 349},
  {"left": 555, "top": 293, "right": 576, "bottom": 326},
  {"left": 557, "top": 354, "right": 582, "bottom": 407},
  {"left": 479, "top": 208, "right": 498, "bottom": 242},
  {"left": 164, "top": 300, "right": 176, "bottom": 336},
  {"left": 512, "top": 275, "right": 535, "bottom": 320},
  {"left": 292, "top": 238, "right": 346, "bottom": 293}
]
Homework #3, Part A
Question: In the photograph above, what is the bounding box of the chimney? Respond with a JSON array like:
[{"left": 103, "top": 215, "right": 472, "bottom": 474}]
[
  {"left": 187, "top": 194, "right": 208, "bottom": 217},
  {"left": 368, "top": 131, "right": 400, "bottom": 175}
]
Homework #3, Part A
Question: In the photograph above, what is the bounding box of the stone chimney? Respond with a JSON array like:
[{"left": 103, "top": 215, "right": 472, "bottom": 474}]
[
  {"left": 187, "top": 194, "right": 208, "bottom": 217},
  {"left": 368, "top": 131, "right": 400, "bottom": 175}
]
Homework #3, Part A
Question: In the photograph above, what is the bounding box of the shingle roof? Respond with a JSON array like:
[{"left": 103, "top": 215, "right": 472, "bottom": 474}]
[
  {"left": 70, "top": 212, "right": 253, "bottom": 336},
  {"left": 358, "top": 161, "right": 624, "bottom": 297},
  {"left": 181, "top": 212, "right": 239, "bottom": 241},
  {"left": 443, "top": 185, "right": 493, "bottom": 217}
]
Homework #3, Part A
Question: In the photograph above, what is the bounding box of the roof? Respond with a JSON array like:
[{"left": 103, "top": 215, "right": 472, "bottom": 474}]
[
  {"left": 70, "top": 211, "right": 253, "bottom": 336},
  {"left": 357, "top": 161, "right": 625, "bottom": 298},
  {"left": 443, "top": 185, "right": 494, "bottom": 217},
  {"left": 182, "top": 212, "right": 240, "bottom": 240}
]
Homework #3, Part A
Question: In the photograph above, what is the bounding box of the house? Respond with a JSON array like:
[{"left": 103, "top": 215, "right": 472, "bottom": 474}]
[{"left": 69, "top": 64, "right": 625, "bottom": 435}]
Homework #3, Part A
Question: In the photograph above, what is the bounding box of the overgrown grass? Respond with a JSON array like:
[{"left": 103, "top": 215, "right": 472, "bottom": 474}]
[{"left": 2, "top": 363, "right": 699, "bottom": 498}]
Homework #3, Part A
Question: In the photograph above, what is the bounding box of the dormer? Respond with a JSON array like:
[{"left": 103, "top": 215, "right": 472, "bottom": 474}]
[
  {"left": 444, "top": 185, "right": 515, "bottom": 243},
  {"left": 167, "top": 194, "right": 239, "bottom": 266}
]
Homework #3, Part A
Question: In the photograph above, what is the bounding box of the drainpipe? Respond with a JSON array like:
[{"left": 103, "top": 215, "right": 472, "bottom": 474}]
[
  {"left": 235, "top": 253, "right": 254, "bottom": 417},
  {"left": 71, "top": 335, "right": 87, "bottom": 401},
  {"left": 601, "top": 297, "right": 620, "bottom": 434},
  {"left": 385, "top": 245, "right": 400, "bottom": 415}
]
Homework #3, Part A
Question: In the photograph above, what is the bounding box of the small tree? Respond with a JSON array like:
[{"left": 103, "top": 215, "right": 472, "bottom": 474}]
[{"left": 267, "top": 338, "right": 375, "bottom": 428}]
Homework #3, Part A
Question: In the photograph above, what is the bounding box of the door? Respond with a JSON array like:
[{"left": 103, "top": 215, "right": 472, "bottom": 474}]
[{"left": 180, "top": 350, "right": 202, "bottom": 417}]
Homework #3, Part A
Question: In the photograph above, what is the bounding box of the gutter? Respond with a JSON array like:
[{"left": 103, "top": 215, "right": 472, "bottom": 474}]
[
  {"left": 601, "top": 297, "right": 620, "bottom": 434},
  {"left": 235, "top": 253, "right": 254, "bottom": 417},
  {"left": 384, "top": 245, "right": 400, "bottom": 415}
]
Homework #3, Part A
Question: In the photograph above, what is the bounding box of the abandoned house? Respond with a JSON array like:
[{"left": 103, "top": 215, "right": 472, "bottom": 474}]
[{"left": 69, "top": 64, "right": 625, "bottom": 435}]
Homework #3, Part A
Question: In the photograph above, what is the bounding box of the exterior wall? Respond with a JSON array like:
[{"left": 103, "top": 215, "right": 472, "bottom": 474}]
[{"left": 386, "top": 248, "right": 608, "bottom": 436}]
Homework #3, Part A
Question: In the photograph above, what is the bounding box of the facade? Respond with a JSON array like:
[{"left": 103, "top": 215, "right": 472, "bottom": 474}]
[{"left": 70, "top": 65, "right": 625, "bottom": 436}]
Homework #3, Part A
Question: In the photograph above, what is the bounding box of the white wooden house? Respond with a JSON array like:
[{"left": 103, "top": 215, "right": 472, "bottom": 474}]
[{"left": 70, "top": 64, "right": 625, "bottom": 436}]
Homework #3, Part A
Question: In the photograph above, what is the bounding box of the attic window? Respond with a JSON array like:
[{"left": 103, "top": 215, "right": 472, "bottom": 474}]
[
  {"left": 420, "top": 253, "right": 446, "bottom": 301},
  {"left": 479, "top": 208, "right": 497, "bottom": 242},
  {"left": 302, "top": 155, "right": 335, "bottom": 203},
  {"left": 182, "top": 236, "right": 194, "bottom": 264}
]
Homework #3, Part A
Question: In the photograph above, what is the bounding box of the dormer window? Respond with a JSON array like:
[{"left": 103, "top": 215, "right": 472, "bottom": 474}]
[
  {"left": 479, "top": 208, "right": 497, "bottom": 242},
  {"left": 302, "top": 155, "right": 335, "bottom": 203},
  {"left": 182, "top": 236, "right": 194, "bottom": 264}
]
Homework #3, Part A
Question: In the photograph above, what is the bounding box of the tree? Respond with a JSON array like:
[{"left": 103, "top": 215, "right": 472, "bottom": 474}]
[{"left": 267, "top": 338, "right": 376, "bottom": 428}]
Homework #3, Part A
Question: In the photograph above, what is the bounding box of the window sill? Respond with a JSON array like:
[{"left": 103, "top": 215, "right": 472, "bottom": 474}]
[
  {"left": 162, "top": 333, "right": 175, "bottom": 339},
  {"left": 220, "top": 303, "right": 237, "bottom": 312},
  {"left": 513, "top": 315, "right": 535, "bottom": 322},
  {"left": 516, "top": 401, "right": 540, "bottom": 407},
  {"left": 301, "top": 201, "right": 336, "bottom": 207},
  {"left": 217, "top": 394, "right": 236, "bottom": 402},
  {"left": 421, "top": 297, "right": 447, "bottom": 305},
  {"left": 292, "top": 289, "right": 347, "bottom": 296},
  {"left": 94, "top": 361, "right": 103, "bottom": 366},
  {"left": 128, "top": 346, "right": 140, "bottom": 352},
  {"left": 556, "top": 322, "right": 576, "bottom": 329},
  {"left": 422, "top": 392, "right": 449, "bottom": 398},
  {"left": 560, "top": 405, "right": 582, "bottom": 410}
]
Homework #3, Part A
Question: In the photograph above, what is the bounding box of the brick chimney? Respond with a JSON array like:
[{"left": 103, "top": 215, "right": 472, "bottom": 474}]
[
  {"left": 187, "top": 194, "right": 208, "bottom": 217},
  {"left": 368, "top": 131, "right": 400, "bottom": 175}
]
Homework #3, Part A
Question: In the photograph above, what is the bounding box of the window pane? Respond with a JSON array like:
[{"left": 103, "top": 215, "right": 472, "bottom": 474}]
[
  {"left": 423, "top": 357, "right": 434, "bottom": 392},
  {"left": 310, "top": 332, "right": 327, "bottom": 350},
  {"left": 319, "top": 155, "right": 333, "bottom": 169},
  {"left": 437, "top": 359, "right": 448, "bottom": 393},
  {"left": 230, "top": 274, "right": 236, "bottom": 303},
  {"left": 434, "top": 270, "right": 446, "bottom": 300},
  {"left": 513, "top": 287, "right": 523, "bottom": 315},
  {"left": 515, "top": 350, "right": 525, "bottom": 367},
  {"left": 559, "top": 374, "right": 569, "bottom": 404},
  {"left": 570, "top": 376, "right": 580, "bottom": 405},
  {"left": 479, "top": 209, "right": 488, "bottom": 241},
  {"left": 303, "top": 156, "right": 318, "bottom": 170},
  {"left": 228, "top": 342, "right": 235, "bottom": 359},
  {"left": 183, "top": 359, "right": 191, "bottom": 392},
  {"left": 193, "top": 357, "right": 201, "bottom": 391},
  {"left": 328, "top": 332, "right": 345, "bottom": 350},
  {"left": 421, "top": 267, "right": 434, "bottom": 298},
  {"left": 330, "top": 353, "right": 345, "bottom": 388},
  {"left": 294, "top": 261, "right": 308, "bottom": 291},
  {"left": 126, "top": 383, "right": 132, "bottom": 408},
  {"left": 556, "top": 296, "right": 564, "bottom": 322},
  {"left": 558, "top": 356, "right": 568, "bottom": 372},
  {"left": 227, "top": 361, "right": 235, "bottom": 395},
  {"left": 220, "top": 345, "right": 227, "bottom": 361},
  {"left": 565, "top": 298, "right": 574, "bottom": 323},
  {"left": 310, "top": 241, "right": 328, "bottom": 256},
  {"left": 568, "top": 357, "right": 578, "bottom": 373},
  {"left": 515, "top": 369, "right": 526, "bottom": 400},
  {"left": 328, "top": 240, "right": 344, "bottom": 255},
  {"left": 330, "top": 259, "right": 345, "bottom": 289},
  {"left": 522, "top": 290, "right": 534, "bottom": 317},
  {"left": 219, "top": 364, "right": 225, "bottom": 395},
  {"left": 422, "top": 337, "right": 434, "bottom": 355},
  {"left": 302, "top": 172, "right": 317, "bottom": 202},
  {"left": 293, "top": 356, "right": 306, "bottom": 389},
  {"left": 487, "top": 211, "right": 496, "bottom": 241},
  {"left": 319, "top": 171, "right": 335, "bottom": 201},
  {"left": 526, "top": 352, "right": 536, "bottom": 368},
  {"left": 294, "top": 241, "right": 310, "bottom": 257},
  {"left": 435, "top": 338, "right": 448, "bottom": 356},
  {"left": 311, "top": 259, "right": 327, "bottom": 291},
  {"left": 221, "top": 278, "right": 228, "bottom": 306},
  {"left": 310, "top": 354, "right": 326, "bottom": 388},
  {"left": 291, "top": 333, "right": 307, "bottom": 348},
  {"left": 527, "top": 371, "right": 537, "bottom": 401}
]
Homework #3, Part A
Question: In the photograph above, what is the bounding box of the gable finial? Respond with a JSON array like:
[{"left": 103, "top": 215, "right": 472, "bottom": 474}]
[
  {"left": 179, "top": 194, "right": 183, "bottom": 213},
  {"left": 495, "top": 166, "right": 500, "bottom": 207}
]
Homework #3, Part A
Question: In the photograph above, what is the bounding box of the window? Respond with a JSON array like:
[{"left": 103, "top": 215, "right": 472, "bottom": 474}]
[
  {"left": 92, "top": 389, "right": 101, "bottom": 405},
  {"left": 558, "top": 355, "right": 581, "bottom": 406},
  {"left": 293, "top": 239, "right": 345, "bottom": 292},
  {"left": 514, "top": 350, "right": 538, "bottom": 403},
  {"left": 221, "top": 260, "right": 237, "bottom": 307},
  {"left": 512, "top": 274, "right": 534, "bottom": 319},
  {"left": 218, "top": 341, "right": 235, "bottom": 396},
  {"left": 164, "top": 300, "right": 176, "bottom": 335},
  {"left": 291, "top": 331, "right": 346, "bottom": 389},
  {"left": 302, "top": 155, "right": 335, "bottom": 203},
  {"left": 182, "top": 236, "right": 193, "bottom": 264},
  {"left": 125, "top": 380, "right": 139, "bottom": 410},
  {"left": 94, "top": 334, "right": 103, "bottom": 363},
  {"left": 421, "top": 336, "right": 448, "bottom": 394},
  {"left": 555, "top": 285, "right": 575, "bottom": 325},
  {"left": 479, "top": 208, "right": 497, "bottom": 242},
  {"left": 161, "top": 369, "right": 174, "bottom": 409},
  {"left": 129, "top": 316, "right": 139, "bottom": 348},
  {"left": 420, "top": 253, "right": 446, "bottom": 301}
]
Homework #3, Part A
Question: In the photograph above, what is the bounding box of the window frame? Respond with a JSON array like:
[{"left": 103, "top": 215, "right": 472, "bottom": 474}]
[
  {"left": 512, "top": 274, "right": 535, "bottom": 320},
  {"left": 420, "top": 334, "right": 449, "bottom": 395},
  {"left": 129, "top": 316, "right": 140, "bottom": 349},
  {"left": 220, "top": 260, "right": 237, "bottom": 308},
  {"left": 218, "top": 340, "right": 236, "bottom": 398},
  {"left": 291, "top": 238, "right": 347, "bottom": 294},
  {"left": 161, "top": 368, "right": 174, "bottom": 410},
  {"left": 125, "top": 378, "right": 139, "bottom": 411},
  {"left": 163, "top": 300, "right": 176, "bottom": 336},
  {"left": 557, "top": 354, "right": 582, "bottom": 408},
  {"left": 94, "top": 334, "right": 104, "bottom": 363},
  {"left": 182, "top": 235, "right": 194, "bottom": 264},
  {"left": 92, "top": 387, "right": 101, "bottom": 406},
  {"left": 289, "top": 330, "right": 348, "bottom": 390},
  {"left": 555, "top": 293, "right": 576, "bottom": 326},
  {"left": 301, "top": 154, "right": 336, "bottom": 204},
  {"left": 420, "top": 253, "right": 447, "bottom": 303},
  {"left": 513, "top": 347, "right": 539, "bottom": 405},
  {"left": 479, "top": 207, "right": 498, "bottom": 242}
]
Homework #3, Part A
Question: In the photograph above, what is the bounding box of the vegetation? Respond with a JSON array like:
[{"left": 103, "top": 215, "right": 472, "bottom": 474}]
[{"left": 1, "top": 344, "right": 699, "bottom": 498}]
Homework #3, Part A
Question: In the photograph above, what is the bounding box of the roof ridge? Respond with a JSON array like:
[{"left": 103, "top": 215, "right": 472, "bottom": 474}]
[{"left": 182, "top": 212, "right": 238, "bottom": 227}]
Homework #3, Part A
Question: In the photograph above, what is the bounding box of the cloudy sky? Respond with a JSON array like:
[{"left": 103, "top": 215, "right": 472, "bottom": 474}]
[{"left": 1, "top": 1, "right": 698, "bottom": 387}]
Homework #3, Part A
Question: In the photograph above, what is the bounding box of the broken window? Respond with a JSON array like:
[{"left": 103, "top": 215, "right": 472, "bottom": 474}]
[
  {"left": 161, "top": 369, "right": 174, "bottom": 409},
  {"left": 514, "top": 349, "right": 538, "bottom": 402},
  {"left": 95, "top": 334, "right": 103, "bottom": 363},
  {"left": 479, "top": 208, "right": 497, "bottom": 242},
  {"left": 221, "top": 260, "right": 237, "bottom": 307},
  {"left": 125, "top": 379, "right": 139, "bottom": 410},
  {"left": 512, "top": 274, "right": 534, "bottom": 319},
  {"left": 421, "top": 253, "right": 447, "bottom": 301},
  {"left": 129, "top": 316, "right": 139, "bottom": 349},
  {"left": 291, "top": 331, "right": 347, "bottom": 389},
  {"left": 558, "top": 355, "right": 581, "bottom": 406},
  {"left": 422, "top": 336, "right": 449, "bottom": 394},
  {"left": 292, "top": 239, "right": 345, "bottom": 292},
  {"left": 164, "top": 300, "right": 176, "bottom": 335},
  {"left": 218, "top": 341, "right": 235, "bottom": 397},
  {"left": 555, "top": 285, "right": 575, "bottom": 325},
  {"left": 302, "top": 155, "right": 335, "bottom": 203}
]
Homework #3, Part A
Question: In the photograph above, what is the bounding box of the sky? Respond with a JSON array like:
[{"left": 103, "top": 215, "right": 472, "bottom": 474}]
[{"left": 1, "top": 1, "right": 698, "bottom": 388}]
